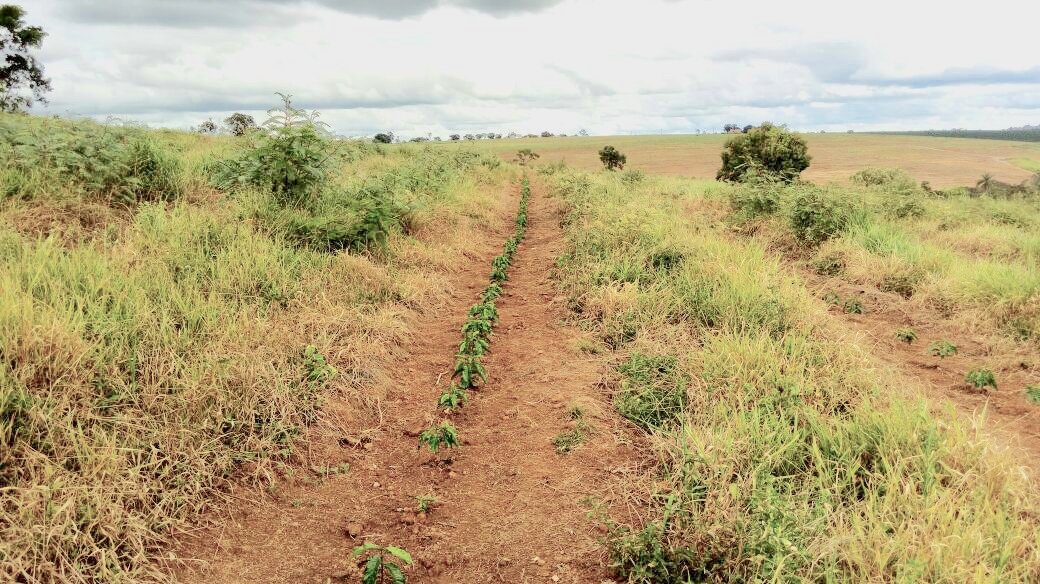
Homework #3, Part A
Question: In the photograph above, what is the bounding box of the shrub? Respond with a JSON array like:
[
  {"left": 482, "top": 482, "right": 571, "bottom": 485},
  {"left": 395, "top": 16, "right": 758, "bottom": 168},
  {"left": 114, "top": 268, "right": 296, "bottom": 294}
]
[
  {"left": 224, "top": 112, "right": 258, "bottom": 136},
  {"left": 927, "top": 340, "right": 958, "bottom": 358},
  {"left": 717, "top": 122, "right": 810, "bottom": 183},
  {"left": 728, "top": 179, "right": 784, "bottom": 220},
  {"left": 842, "top": 298, "right": 864, "bottom": 314},
  {"left": 373, "top": 132, "right": 394, "bottom": 144},
  {"left": 811, "top": 251, "right": 846, "bottom": 276},
  {"left": 514, "top": 148, "right": 539, "bottom": 166},
  {"left": 850, "top": 167, "right": 916, "bottom": 190},
  {"left": 621, "top": 169, "right": 646, "bottom": 185},
  {"left": 787, "top": 187, "right": 855, "bottom": 245},
  {"left": 599, "top": 145, "right": 627, "bottom": 171}
]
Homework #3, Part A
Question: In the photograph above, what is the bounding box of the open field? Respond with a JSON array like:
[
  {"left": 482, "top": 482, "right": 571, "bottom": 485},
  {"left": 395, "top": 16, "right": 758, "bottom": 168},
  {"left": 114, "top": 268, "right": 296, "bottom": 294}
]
[
  {"left": 3, "top": 111, "right": 1040, "bottom": 583},
  {"left": 438, "top": 133, "right": 1040, "bottom": 188}
]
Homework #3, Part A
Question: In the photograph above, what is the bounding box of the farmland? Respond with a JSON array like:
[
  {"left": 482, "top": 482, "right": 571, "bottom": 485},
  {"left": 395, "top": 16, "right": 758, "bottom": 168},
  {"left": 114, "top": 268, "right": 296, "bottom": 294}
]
[
  {"left": 3, "top": 110, "right": 1040, "bottom": 583},
  {"left": 444, "top": 133, "right": 1040, "bottom": 188}
]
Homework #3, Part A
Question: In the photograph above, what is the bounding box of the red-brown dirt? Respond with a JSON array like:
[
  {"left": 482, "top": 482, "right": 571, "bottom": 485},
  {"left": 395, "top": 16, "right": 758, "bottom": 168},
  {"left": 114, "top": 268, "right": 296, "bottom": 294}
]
[{"left": 170, "top": 182, "right": 639, "bottom": 583}]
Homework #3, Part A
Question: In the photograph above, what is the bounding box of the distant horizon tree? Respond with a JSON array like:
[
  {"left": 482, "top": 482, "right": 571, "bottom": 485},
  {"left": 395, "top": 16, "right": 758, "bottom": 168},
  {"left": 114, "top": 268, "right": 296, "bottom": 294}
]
[
  {"left": 194, "top": 119, "right": 217, "bottom": 134},
  {"left": 450, "top": 133, "right": 461, "bottom": 141},
  {"left": 541, "top": 131, "right": 554, "bottom": 138},
  {"left": 1, "top": 4, "right": 51, "bottom": 112},
  {"left": 373, "top": 132, "right": 394, "bottom": 144},
  {"left": 224, "top": 112, "right": 257, "bottom": 136},
  {"left": 742, "top": 124, "right": 754, "bottom": 133}
]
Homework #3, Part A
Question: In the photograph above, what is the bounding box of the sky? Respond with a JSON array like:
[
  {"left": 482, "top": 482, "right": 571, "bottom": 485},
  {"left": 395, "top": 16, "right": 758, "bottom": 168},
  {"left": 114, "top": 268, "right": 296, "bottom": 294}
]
[{"left": 21, "top": 0, "right": 1040, "bottom": 137}]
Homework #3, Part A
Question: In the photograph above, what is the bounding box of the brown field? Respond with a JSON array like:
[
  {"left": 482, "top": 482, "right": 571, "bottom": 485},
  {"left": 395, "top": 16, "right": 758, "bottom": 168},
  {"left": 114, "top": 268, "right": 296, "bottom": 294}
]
[{"left": 439, "top": 133, "right": 1040, "bottom": 188}]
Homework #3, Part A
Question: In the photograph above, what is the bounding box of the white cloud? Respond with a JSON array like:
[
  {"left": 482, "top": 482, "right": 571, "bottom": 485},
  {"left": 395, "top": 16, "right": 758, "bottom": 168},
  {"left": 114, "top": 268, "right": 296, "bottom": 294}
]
[{"left": 25, "top": 0, "right": 1040, "bottom": 135}]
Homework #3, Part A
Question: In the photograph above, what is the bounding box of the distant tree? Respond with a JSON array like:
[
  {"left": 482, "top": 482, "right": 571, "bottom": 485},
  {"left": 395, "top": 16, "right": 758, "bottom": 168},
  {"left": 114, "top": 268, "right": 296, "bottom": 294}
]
[
  {"left": 373, "top": 132, "right": 394, "bottom": 144},
  {"left": 450, "top": 134, "right": 460, "bottom": 141},
  {"left": 598, "top": 145, "right": 626, "bottom": 171},
  {"left": 541, "top": 131, "right": 554, "bottom": 138},
  {"left": 224, "top": 112, "right": 257, "bottom": 136},
  {"left": 742, "top": 124, "right": 754, "bottom": 133},
  {"left": 723, "top": 124, "right": 739, "bottom": 133},
  {"left": 976, "top": 173, "right": 994, "bottom": 192},
  {"left": 507, "top": 132, "right": 519, "bottom": 138},
  {"left": 514, "top": 148, "right": 539, "bottom": 167},
  {"left": 578, "top": 128, "right": 589, "bottom": 137},
  {"left": 195, "top": 119, "right": 218, "bottom": 134},
  {"left": 0, "top": 4, "right": 51, "bottom": 112},
  {"left": 463, "top": 134, "right": 475, "bottom": 140},
  {"left": 433, "top": 136, "right": 442, "bottom": 141},
  {"left": 717, "top": 122, "right": 811, "bottom": 183}
]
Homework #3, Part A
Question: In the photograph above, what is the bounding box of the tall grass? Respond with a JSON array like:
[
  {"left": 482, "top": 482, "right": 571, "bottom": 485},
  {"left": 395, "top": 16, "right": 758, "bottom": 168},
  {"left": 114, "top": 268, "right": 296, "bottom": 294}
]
[
  {"left": 547, "top": 167, "right": 1040, "bottom": 582},
  {"left": 0, "top": 114, "right": 509, "bottom": 582}
]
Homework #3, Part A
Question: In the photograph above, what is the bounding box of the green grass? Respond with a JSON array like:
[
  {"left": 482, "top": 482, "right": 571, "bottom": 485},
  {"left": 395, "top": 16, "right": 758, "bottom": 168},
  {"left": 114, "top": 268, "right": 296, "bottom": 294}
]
[
  {"left": 0, "top": 113, "right": 510, "bottom": 581},
  {"left": 547, "top": 165, "right": 1040, "bottom": 582}
]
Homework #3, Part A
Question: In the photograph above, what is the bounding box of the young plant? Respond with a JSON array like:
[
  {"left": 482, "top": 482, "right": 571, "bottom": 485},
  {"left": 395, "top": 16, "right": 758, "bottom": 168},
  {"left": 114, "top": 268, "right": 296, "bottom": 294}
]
[
  {"left": 352, "top": 542, "right": 413, "bottom": 584},
  {"left": 895, "top": 328, "right": 917, "bottom": 344},
  {"left": 927, "top": 340, "right": 958, "bottom": 359},
  {"left": 414, "top": 494, "right": 438, "bottom": 514},
  {"left": 965, "top": 368, "right": 997, "bottom": 391},
  {"left": 458, "top": 330, "right": 490, "bottom": 358},
  {"left": 418, "top": 421, "right": 460, "bottom": 453},
  {"left": 822, "top": 292, "right": 841, "bottom": 306},
  {"left": 468, "top": 301, "right": 498, "bottom": 325},
  {"left": 842, "top": 298, "right": 864, "bottom": 314},
  {"left": 302, "top": 345, "right": 337, "bottom": 384},
  {"left": 482, "top": 283, "right": 503, "bottom": 303},
  {"left": 1026, "top": 385, "right": 1040, "bottom": 404},
  {"left": 454, "top": 353, "right": 488, "bottom": 389},
  {"left": 437, "top": 384, "right": 468, "bottom": 411}
]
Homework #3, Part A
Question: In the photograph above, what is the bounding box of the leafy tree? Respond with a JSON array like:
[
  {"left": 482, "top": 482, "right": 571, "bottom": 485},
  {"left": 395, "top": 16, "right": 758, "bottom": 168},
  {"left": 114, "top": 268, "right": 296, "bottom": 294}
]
[
  {"left": 373, "top": 132, "right": 394, "bottom": 144},
  {"left": 717, "top": 122, "right": 811, "bottom": 183},
  {"left": 463, "top": 134, "right": 475, "bottom": 140},
  {"left": 742, "top": 124, "right": 754, "bottom": 133},
  {"left": 599, "top": 145, "right": 627, "bottom": 171},
  {"left": 541, "top": 131, "right": 554, "bottom": 138},
  {"left": 578, "top": 129, "right": 589, "bottom": 136},
  {"left": 723, "top": 124, "right": 739, "bottom": 132},
  {"left": 514, "top": 148, "right": 539, "bottom": 167},
  {"left": 450, "top": 134, "right": 460, "bottom": 141},
  {"left": 194, "top": 119, "right": 217, "bottom": 134},
  {"left": 224, "top": 112, "right": 257, "bottom": 136},
  {"left": 0, "top": 4, "right": 51, "bottom": 111}
]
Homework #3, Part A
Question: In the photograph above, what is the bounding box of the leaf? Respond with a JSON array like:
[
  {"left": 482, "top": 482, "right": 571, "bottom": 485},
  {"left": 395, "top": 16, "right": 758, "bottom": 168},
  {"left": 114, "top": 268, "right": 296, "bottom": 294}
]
[
  {"left": 362, "top": 555, "right": 382, "bottom": 584},
  {"left": 385, "top": 546, "right": 413, "bottom": 565},
  {"left": 352, "top": 542, "right": 380, "bottom": 557},
  {"left": 385, "top": 562, "right": 407, "bottom": 584}
]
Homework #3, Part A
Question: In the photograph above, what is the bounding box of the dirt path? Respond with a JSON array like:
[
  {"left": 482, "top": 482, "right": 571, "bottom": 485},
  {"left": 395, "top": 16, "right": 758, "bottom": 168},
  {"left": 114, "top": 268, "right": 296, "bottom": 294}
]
[{"left": 172, "top": 182, "right": 636, "bottom": 583}]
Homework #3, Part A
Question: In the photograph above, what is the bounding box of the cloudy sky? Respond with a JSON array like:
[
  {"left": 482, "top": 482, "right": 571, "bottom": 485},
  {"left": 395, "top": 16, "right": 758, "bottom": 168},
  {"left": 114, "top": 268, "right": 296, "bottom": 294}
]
[{"left": 23, "top": 0, "right": 1040, "bottom": 137}]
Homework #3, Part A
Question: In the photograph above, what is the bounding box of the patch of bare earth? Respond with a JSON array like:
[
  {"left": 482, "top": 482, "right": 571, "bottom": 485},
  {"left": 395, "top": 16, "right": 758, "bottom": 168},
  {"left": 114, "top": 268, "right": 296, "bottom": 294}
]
[
  {"left": 806, "top": 274, "right": 1040, "bottom": 466},
  {"left": 170, "top": 182, "right": 638, "bottom": 583}
]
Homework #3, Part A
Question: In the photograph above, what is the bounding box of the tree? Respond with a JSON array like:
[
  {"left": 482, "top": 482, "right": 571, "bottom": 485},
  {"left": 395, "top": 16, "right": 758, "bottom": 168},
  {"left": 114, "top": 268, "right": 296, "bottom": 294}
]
[
  {"left": 540, "top": 131, "right": 554, "bottom": 138},
  {"left": 742, "top": 124, "right": 753, "bottom": 133},
  {"left": 598, "top": 145, "right": 626, "bottom": 171},
  {"left": 723, "top": 124, "right": 739, "bottom": 133},
  {"left": 578, "top": 128, "right": 589, "bottom": 137},
  {"left": 224, "top": 112, "right": 257, "bottom": 136},
  {"left": 716, "top": 122, "right": 811, "bottom": 183},
  {"left": 195, "top": 119, "right": 218, "bottom": 134},
  {"left": 976, "top": 173, "right": 994, "bottom": 192},
  {"left": 514, "top": 148, "right": 539, "bottom": 167},
  {"left": 373, "top": 132, "right": 394, "bottom": 144},
  {"left": 463, "top": 134, "right": 475, "bottom": 140},
  {"left": 450, "top": 134, "right": 461, "bottom": 141},
  {"left": 0, "top": 4, "right": 51, "bottom": 112}
]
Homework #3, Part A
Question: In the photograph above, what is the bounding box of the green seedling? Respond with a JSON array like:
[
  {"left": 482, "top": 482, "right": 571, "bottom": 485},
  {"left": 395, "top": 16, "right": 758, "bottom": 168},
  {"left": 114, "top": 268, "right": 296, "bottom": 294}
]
[
  {"left": 437, "top": 384, "right": 468, "bottom": 411},
  {"left": 895, "top": 328, "right": 917, "bottom": 344},
  {"left": 458, "top": 330, "right": 490, "bottom": 357},
  {"left": 1026, "top": 385, "right": 1040, "bottom": 404},
  {"left": 418, "top": 421, "right": 460, "bottom": 453},
  {"left": 843, "top": 298, "right": 864, "bottom": 314},
  {"left": 482, "top": 283, "right": 503, "bottom": 303},
  {"left": 454, "top": 354, "right": 488, "bottom": 389},
  {"left": 461, "top": 316, "right": 493, "bottom": 339},
  {"left": 302, "top": 344, "right": 337, "bottom": 383},
  {"left": 310, "top": 462, "right": 350, "bottom": 477},
  {"left": 468, "top": 301, "right": 498, "bottom": 324},
  {"left": 414, "top": 494, "right": 438, "bottom": 514},
  {"left": 822, "top": 292, "right": 841, "bottom": 306},
  {"left": 966, "top": 368, "right": 997, "bottom": 391},
  {"left": 352, "top": 542, "right": 413, "bottom": 584},
  {"left": 927, "top": 340, "right": 958, "bottom": 359}
]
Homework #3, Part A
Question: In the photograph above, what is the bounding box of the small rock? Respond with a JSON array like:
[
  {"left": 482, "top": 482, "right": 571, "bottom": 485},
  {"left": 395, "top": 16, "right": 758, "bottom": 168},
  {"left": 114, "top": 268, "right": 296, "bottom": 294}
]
[
  {"left": 373, "top": 481, "right": 381, "bottom": 488},
  {"left": 552, "top": 576, "right": 560, "bottom": 582},
  {"left": 448, "top": 471, "right": 457, "bottom": 479}
]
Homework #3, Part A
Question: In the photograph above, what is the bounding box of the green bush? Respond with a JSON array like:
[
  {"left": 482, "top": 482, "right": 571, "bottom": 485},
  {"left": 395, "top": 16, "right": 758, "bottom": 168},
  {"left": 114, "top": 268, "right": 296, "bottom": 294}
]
[
  {"left": 717, "top": 122, "right": 810, "bottom": 183},
  {"left": 850, "top": 167, "right": 916, "bottom": 190},
  {"left": 728, "top": 179, "right": 784, "bottom": 220},
  {"left": 787, "top": 187, "right": 856, "bottom": 245},
  {"left": 615, "top": 353, "right": 689, "bottom": 430}
]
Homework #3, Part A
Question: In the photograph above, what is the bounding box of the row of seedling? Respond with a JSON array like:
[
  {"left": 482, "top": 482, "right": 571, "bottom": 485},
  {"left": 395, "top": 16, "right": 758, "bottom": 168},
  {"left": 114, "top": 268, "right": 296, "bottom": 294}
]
[{"left": 419, "top": 176, "right": 533, "bottom": 453}]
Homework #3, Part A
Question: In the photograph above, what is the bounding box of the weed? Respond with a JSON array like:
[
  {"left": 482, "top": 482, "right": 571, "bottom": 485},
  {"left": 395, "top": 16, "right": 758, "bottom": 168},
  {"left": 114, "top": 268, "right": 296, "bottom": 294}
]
[
  {"left": 927, "top": 340, "right": 958, "bottom": 358},
  {"left": 822, "top": 291, "right": 841, "bottom": 305},
  {"left": 788, "top": 186, "right": 856, "bottom": 246},
  {"left": 615, "top": 353, "right": 688, "bottom": 430},
  {"left": 895, "top": 328, "right": 917, "bottom": 344},
  {"left": 842, "top": 298, "right": 864, "bottom": 314},
  {"left": 553, "top": 409, "right": 590, "bottom": 454},
  {"left": 812, "top": 251, "right": 846, "bottom": 276},
  {"left": 311, "top": 462, "right": 351, "bottom": 477},
  {"left": 302, "top": 344, "right": 337, "bottom": 384},
  {"left": 352, "top": 542, "right": 413, "bottom": 584},
  {"left": 965, "top": 368, "right": 997, "bottom": 391},
  {"left": 418, "top": 421, "right": 460, "bottom": 453}
]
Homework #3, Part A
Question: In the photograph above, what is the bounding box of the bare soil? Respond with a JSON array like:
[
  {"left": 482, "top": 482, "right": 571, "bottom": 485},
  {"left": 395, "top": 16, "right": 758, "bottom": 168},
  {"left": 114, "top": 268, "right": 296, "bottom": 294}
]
[{"left": 171, "top": 182, "right": 638, "bottom": 583}]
